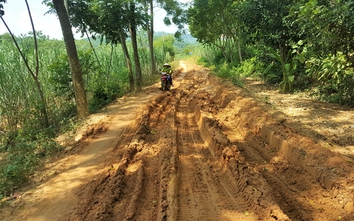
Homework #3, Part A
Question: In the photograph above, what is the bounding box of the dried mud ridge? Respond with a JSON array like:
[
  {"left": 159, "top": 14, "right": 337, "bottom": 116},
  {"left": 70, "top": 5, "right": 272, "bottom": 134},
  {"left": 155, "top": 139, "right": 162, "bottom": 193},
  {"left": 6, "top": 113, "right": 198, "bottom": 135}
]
[{"left": 69, "top": 67, "right": 354, "bottom": 221}]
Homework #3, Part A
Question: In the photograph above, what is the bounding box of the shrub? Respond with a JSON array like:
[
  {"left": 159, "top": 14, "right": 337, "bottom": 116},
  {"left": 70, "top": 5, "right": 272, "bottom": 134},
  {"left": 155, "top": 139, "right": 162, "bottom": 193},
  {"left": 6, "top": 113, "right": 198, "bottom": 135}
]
[
  {"left": 306, "top": 52, "right": 354, "bottom": 106},
  {"left": 89, "top": 80, "right": 122, "bottom": 112},
  {"left": 0, "top": 130, "right": 61, "bottom": 197},
  {"left": 235, "top": 57, "right": 259, "bottom": 77}
]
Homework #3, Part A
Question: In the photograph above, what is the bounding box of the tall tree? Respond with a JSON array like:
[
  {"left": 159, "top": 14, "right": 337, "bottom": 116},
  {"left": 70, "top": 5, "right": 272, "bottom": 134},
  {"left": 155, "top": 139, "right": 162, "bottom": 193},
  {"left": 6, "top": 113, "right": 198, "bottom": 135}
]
[
  {"left": 52, "top": 0, "right": 89, "bottom": 118},
  {"left": 239, "top": 0, "right": 299, "bottom": 92},
  {"left": 143, "top": 0, "right": 187, "bottom": 74},
  {"left": 188, "top": 0, "right": 242, "bottom": 63},
  {"left": 128, "top": 1, "right": 143, "bottom": 91},
  {"left": 67, "top": 0, "right": 136, "bottom": 92},
  {"left": 143, "top": 0, "right": 157, "bottom": 74}
]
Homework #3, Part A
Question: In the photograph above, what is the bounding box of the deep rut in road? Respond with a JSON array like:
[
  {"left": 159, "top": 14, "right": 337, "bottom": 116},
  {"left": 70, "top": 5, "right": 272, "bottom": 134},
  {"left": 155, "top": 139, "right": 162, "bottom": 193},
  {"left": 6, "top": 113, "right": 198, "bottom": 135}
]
[
  {"left": 175, "top": 70, "right": 263, "bottom": 220},
  {"left": 68, "top": 63, "right": 354, "bottom": 221}
]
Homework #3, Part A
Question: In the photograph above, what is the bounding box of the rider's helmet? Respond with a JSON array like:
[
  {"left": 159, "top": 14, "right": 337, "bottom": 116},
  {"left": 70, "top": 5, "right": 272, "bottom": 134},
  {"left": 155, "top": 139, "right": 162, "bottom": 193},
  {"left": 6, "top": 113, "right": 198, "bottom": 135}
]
[{"left": 163, "top": 63, "right": 171, "bottom": 67}]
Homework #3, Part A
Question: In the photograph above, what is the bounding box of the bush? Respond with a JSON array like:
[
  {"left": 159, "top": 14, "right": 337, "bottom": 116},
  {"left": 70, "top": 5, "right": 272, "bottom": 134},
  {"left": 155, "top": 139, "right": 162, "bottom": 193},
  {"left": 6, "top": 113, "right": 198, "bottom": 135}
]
[
  {"left": 0, "top": 130, "right": 61, "bottom": 197},
  {"left": 306, "top": 52, "right": 354, "bottom": 106},
  {"left": 0, "top": 151, "right": 38, "bottom": 195},
  {"left": 211, "top": 62, "right": 244, "bottom": 87},
  {"left": 215, "top": 62, "right": 232, "bottom": 79},
  {"left": 89, "top": 81, "right": 122, "bottom": 112},
  {"left": 235, "top": 57, "right": 259, "bottom": 77}
]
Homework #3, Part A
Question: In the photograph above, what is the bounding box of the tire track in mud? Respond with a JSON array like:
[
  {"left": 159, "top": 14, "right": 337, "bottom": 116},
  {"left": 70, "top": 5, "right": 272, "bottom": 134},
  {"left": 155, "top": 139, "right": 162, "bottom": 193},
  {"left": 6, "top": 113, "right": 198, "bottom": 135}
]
[
  {"left": 209, "top": 75, "right": 354, "bottom": 221},
  {"left": 228, "top": 132, "right": 315, "bottom": 220},
  {"left": 69, "top": 68, "right": 289, "bottom": 221},
  {"left": 130, "top": 92, "right": 179, "bottom": 221},
  {"left": 70, "top": 72, "right": 202, "bottom": 220},
  {"left": 68, "top": 63, "right": 354, "bottom": 221},
  {"left": 175, "top": 71, "right": 256, "bottom": 220},
  {"left": 69, "top": 74, "right": 180, "bottom": 221},
  {"left": 176, "top": 70, "right": 295, "bottom": 221}
]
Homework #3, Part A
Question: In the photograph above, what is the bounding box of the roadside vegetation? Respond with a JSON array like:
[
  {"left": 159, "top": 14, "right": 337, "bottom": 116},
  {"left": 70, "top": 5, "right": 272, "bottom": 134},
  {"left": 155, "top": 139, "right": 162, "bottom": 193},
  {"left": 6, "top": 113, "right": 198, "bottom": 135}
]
[{"left": 188, "top": 0, "right": 354, "bottom": 104}]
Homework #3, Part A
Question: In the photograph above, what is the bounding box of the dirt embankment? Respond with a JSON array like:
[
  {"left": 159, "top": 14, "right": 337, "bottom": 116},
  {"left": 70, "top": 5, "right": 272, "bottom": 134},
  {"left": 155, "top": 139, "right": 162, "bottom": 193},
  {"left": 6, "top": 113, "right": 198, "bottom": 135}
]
[{"left": 2, "top": 61, "right": 354, "bottom": 221}]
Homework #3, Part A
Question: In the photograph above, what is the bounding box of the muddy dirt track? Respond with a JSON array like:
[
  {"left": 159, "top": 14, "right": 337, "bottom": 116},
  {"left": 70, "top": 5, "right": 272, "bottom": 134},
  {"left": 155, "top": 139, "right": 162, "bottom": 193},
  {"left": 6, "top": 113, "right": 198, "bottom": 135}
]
[{"left": 2, "top": 61, "right": 354, "bottom": 221}]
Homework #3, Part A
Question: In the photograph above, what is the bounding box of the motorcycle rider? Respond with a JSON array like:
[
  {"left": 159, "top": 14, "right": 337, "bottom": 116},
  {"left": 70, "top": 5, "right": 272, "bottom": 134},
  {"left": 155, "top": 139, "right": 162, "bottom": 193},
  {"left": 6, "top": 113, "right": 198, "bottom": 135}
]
[{"left": 160, "top": 63, "right": 173, "bottom": 86}]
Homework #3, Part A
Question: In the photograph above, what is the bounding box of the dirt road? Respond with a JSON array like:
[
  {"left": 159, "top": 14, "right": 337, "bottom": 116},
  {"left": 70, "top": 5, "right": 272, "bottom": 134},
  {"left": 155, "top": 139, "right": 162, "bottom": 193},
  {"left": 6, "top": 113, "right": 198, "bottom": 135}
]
[{"left": 2, "top": 61, "right": 354, "bottom": 221}]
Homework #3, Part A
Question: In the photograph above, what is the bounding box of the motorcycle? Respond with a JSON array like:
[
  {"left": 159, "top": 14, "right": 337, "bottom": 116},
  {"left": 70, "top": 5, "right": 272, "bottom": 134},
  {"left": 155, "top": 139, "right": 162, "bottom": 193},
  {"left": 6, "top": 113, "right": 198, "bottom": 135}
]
[{"left": 161, "top": 72, "right": 172, "bottom": 91}]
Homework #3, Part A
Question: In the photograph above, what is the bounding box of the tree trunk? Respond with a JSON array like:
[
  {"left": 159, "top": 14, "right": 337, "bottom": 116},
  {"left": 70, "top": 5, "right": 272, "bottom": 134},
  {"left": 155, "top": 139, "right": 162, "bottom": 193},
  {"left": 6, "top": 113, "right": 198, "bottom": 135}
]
[
  {"left": 129, "top": 2, "right": 143, "bottom": 91},
  {"left": 53, "top": 0, "right": 88, "bottom": 118},
  {"left": 237, "top": 39, "right": 242, "bottom": 63},
  {"left": 119, "top": 30, "right": 135, "bottom": 92},
  {"left": 26, "top": 0, "right": 50, "bottom": 128},
  {"left": 279, "top": 43, "right": 291, "bottom": 93},
  {"left": 85, "top": 30, "right": 101, "bottom": 68},
  {"left": 227, "top": 37, "right": 233, "bottom": 63},
  {"left": 107, "top": 44, "right": 114, "bottom": 81},
  {"left": 34, "top": 77, "right": 50, "bottom": 128},
  {"left": 147, "top": 0, "right": 157, "bottom": 74},
  {"left": 237, "top": 26, "right": 243, "bottom": 63}
]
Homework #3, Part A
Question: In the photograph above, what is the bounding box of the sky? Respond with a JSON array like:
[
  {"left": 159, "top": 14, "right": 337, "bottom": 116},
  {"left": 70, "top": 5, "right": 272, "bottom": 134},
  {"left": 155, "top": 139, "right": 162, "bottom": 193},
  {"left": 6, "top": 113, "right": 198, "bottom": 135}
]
[{"left": 0, "top": 0, "right": 185, "bottom": 40}]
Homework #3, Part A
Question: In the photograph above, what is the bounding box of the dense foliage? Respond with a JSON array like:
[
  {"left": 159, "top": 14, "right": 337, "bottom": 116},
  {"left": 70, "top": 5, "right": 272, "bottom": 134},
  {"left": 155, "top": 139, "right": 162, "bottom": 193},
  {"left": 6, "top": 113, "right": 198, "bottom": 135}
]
[{"left": 188, "top": 0, "right": 354, "bottom": 104}]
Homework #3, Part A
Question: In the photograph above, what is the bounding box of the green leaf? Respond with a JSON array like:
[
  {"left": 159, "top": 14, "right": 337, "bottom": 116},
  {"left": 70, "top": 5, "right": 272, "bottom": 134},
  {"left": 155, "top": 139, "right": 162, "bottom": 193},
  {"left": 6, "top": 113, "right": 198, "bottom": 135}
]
[
  {"left": 266, "top": 73, "right": 278, "bottom": 79},
  {"left": 288, "top": 75, "right": 295, "bottom": 82},
  {"left": 298, "top": 54, "right": 306, "bottom": 63},
  {"left": 284, "top": 63, "right": 291, "bottom": 72},
  {"left": 269, "top": 48, "right": 282, "bottom": 62}
]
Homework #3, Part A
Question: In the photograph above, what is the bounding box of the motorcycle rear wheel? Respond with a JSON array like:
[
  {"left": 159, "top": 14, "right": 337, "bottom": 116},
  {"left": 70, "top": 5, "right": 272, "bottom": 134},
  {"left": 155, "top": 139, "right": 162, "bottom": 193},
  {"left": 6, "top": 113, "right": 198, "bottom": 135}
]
[{"left": 161, "top": 80, "right": 171, "bottom": 91}]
